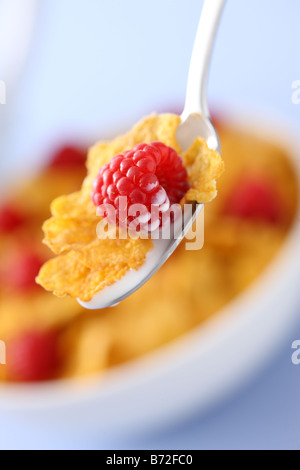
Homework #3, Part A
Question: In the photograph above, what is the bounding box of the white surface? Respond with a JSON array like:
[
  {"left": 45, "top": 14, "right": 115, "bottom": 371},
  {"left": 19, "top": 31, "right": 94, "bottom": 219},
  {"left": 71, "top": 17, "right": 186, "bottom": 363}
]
[{"left": 1, "top": 336, "right": 299, "bottom": 450}]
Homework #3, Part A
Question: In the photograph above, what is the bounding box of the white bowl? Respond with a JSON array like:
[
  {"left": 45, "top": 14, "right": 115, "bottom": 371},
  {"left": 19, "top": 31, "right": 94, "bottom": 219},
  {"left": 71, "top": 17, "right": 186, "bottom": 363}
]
[{"left": 0, "top": 111, "right": 299, "bottom": 436}]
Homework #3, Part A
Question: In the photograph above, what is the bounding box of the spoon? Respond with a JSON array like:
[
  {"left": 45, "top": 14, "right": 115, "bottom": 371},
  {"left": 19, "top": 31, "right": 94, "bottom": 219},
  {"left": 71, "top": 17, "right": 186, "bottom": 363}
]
[{"left": 78, "top": 0, "right": 226, "bottom": 310}]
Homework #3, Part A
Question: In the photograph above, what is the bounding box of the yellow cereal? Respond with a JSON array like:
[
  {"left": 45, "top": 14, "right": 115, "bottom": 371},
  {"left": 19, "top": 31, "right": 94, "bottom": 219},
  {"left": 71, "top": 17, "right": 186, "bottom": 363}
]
[{"left": 183, "top": 137, "right": 224, "bottom": 203}]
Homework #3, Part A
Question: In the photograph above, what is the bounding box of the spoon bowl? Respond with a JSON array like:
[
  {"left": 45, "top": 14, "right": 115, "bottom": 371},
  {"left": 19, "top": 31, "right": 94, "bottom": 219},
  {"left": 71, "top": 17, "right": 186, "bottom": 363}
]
[{"left": 176, "top": 112, "right": 220, "bottom": 153}]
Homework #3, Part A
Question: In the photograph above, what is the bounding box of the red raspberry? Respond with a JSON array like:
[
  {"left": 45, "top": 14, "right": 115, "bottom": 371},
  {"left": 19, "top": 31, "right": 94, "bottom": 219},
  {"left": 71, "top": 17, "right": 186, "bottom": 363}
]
[
  {"left": 0, "top": 204, "right": 26, "bottom": 233},
  {"left": 7, "top": 331, "right": 59, "bottom": 382},
  {"left": 224, "top": 175, "right": 282, "bottom": 223},
  {"left": 3, "top": 251, "right": 44, "bottom": 291},
  {"left": 91, "top": 142, "right": 189, "bottom": 232},
  {"left": 49, "top": 145, "right": 87, "bottom": 168}
]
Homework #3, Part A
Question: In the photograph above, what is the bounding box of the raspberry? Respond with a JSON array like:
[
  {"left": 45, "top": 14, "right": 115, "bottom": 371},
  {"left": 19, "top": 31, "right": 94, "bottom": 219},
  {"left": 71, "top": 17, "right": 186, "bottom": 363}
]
[
  {"left": 49, "top": 145, "right": 87, "bottom": 168},
  {"left": 91, "top": 142, "right": 189, "bottom": 232},
  {"left": 3, "top": 251, "right": 44, "bottom": 291},
  {"left": 224, "top": 175, "right": 282, "bottom": 223},
  {"left": 7, "top": 331, "right": 59, "bottom": 382},
  {"left": 0, "top": 204, "right": 26, "bottom": 233}
]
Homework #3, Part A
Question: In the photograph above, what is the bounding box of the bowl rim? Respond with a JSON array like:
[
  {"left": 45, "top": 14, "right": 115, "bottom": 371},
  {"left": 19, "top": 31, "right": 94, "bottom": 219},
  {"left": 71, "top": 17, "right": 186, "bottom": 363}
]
[{"left": 1, "top": 107, "right": 300, "bottom": 411}]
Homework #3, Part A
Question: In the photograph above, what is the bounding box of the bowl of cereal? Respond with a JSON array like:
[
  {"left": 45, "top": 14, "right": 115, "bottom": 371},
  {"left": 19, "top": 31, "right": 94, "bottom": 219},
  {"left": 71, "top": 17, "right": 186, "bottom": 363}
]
[{"left": 0, "top": 110, "right": 299, "bottom": 435}]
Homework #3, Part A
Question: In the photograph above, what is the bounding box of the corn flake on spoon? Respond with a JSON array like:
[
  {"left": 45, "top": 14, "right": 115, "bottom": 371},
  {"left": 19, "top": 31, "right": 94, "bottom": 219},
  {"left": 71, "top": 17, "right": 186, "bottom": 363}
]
[{"left": 79, "top": 0, "right": 226, "bottom": 310}]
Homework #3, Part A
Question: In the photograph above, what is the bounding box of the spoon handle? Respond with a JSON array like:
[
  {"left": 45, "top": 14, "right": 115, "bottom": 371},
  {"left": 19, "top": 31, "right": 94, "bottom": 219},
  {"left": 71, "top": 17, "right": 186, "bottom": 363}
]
[{"left": 182, "top": 0, "right": 226, "bottom": 121}]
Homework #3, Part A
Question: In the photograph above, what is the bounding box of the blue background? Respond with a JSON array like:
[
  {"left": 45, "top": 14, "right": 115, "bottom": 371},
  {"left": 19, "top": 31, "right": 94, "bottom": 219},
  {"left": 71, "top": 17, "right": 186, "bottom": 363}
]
[{"left": 0, "top": 0, "right": 300, "bottom": 450}]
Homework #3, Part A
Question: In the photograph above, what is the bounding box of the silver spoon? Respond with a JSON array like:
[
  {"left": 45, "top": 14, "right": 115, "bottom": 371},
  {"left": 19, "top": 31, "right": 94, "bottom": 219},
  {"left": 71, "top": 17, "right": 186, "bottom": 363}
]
[{"left": 78, "top": 0, "right": 226, "bottom": 310}]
